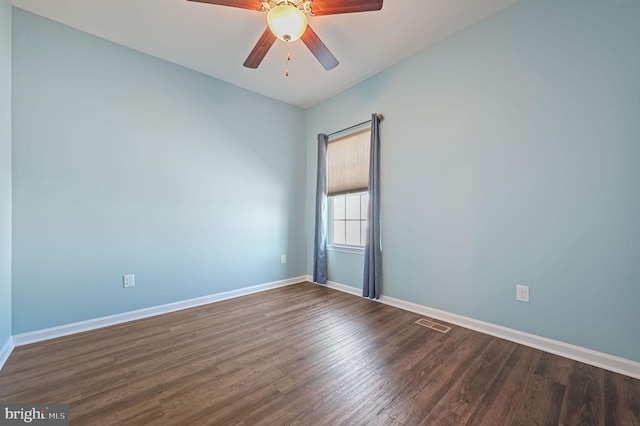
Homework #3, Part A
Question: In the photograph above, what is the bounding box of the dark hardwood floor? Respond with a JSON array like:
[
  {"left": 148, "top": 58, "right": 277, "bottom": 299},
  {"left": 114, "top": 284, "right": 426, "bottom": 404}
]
[{"left": 0, "top": 282, "right": 638, "bottom": 425}]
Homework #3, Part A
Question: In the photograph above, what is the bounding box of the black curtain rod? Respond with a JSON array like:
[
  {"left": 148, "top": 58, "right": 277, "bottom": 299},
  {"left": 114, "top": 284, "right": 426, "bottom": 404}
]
[{"left": 327, "top": 114, "right": 384, "bottom": 138}]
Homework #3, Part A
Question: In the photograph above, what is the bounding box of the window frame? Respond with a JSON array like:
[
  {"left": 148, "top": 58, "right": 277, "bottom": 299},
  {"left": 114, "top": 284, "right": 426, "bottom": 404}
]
[{"left": 327, "top": 191, "right": 368, "bottom": 254}]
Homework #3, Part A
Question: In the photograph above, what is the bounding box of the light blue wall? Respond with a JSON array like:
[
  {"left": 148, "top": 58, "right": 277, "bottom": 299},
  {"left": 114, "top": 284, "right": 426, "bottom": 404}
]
[
  {"left": 11, "top": 9, "right": 306, "bottom": 334},
  {"left": 306, "top": 0, "right": 640, "bottom": 362},
  {"left": 0, "top": 0, "right": 11, "bottom": 349}
]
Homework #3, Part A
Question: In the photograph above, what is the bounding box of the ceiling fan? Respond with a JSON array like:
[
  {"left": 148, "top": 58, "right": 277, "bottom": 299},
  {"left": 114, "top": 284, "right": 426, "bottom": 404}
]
[{"left": 187, "top": 0, "right": 384, "bottom": 70}]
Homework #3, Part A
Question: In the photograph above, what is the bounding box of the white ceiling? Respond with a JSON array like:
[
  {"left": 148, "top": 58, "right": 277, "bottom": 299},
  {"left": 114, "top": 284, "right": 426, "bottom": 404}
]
[{"left": 11, "top": 0, "right": 519, "bottom": 109}]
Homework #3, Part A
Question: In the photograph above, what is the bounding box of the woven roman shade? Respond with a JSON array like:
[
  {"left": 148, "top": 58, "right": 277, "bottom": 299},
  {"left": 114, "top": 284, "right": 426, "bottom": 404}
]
[{"left": 327, "top": 129, "right": 370, "bottom": 196}]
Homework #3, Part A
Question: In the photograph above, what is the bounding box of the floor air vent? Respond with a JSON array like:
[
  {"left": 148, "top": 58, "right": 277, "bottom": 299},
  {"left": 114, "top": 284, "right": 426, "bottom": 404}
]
[{"left": 415, "top": 318, "right": 451, "bottom": 334}]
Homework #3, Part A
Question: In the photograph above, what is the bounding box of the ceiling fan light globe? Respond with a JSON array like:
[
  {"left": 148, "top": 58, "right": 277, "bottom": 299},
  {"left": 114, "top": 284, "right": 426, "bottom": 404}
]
[{"left": 267, "top": 4, "right": 308, "bottom": 42}]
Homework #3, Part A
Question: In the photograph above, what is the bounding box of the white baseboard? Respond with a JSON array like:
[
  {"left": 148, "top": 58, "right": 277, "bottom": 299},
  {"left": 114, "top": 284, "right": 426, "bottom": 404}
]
[
  {"left": 311, "top": 276, "right": 640, "bottom": 380},
  {"left": 0, "top": 336, "right": 14, "bottom": 371},
  {"left": 325, "top": 279, "right": 362, "bottom": 296},
  {"left": 12, "top": 276, "right": 306, "bottom": 347}
]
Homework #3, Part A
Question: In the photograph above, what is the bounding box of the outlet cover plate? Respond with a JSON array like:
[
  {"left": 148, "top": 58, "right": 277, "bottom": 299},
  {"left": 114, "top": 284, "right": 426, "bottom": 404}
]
[
  {"left": 123, "top": 274, "right": 135, "bottom": 288},
  {"left": 516, "top": 284, "right": 529, "bottom": 303}
]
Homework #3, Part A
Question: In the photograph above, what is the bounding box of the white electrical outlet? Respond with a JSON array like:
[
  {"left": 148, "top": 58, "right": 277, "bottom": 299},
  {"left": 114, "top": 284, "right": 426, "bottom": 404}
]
[
  {"left": 123, "top": 274, "right": 135, "bottom": 288},
  {"left": 281, "top": 255, "right": 287, "bottom": 264},
  {"left": 516, "top": 285, "right": 529, "bottom": 303}
]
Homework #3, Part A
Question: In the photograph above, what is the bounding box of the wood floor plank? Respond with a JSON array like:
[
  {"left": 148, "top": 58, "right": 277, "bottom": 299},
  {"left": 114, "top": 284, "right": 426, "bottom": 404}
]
[
  {"left": 465, "top": 343, "right": 517, "bottom": 423},
  {"left": 558, "top": 363, "right": 605, "bottom": 426},
  {"left": 1, "top": 282, "right": 638, "bottom": 426},
  {"left": 419, "top": 337, "right": 517, "bottom": 425},
  {"left": 534, "top": 351, "right": 574, "bottom": 385},
  {"left": 474, "top": 345, "right": 562, "bottom": 426},
  {"left": 512, "top": 375, "right": 565, "bottom": 425},
  {"left": 391, "top": 333, "right": 493, "bottom": 424},
  {"left": 605, "top": 371, "right": 640, "bottom": 426}
]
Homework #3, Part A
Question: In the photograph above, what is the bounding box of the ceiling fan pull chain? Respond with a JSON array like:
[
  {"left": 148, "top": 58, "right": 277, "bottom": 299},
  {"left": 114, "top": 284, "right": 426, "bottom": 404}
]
[{"left": 285, "top": 53, "right": 291, "bottom": 77}]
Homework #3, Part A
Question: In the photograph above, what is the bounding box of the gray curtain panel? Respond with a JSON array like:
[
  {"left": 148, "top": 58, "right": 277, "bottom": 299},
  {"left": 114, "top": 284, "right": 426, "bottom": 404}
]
[
  {"left": 363, "top": 114, "right": 382, "bottom": 299},
  {"left": 313, "top": 134, "right": 329, "bottom": 284}
]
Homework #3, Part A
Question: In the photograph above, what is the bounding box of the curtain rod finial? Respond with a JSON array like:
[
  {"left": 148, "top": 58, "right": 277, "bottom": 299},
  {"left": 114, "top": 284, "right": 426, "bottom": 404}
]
[{"left": 377, "top": 114, "right": 384, "bottom": 121}]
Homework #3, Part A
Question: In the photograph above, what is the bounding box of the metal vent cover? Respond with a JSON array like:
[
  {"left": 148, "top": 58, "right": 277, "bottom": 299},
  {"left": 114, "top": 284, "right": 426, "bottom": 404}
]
[{"left": 415, "top": 318, "right": 451, "bottom": 334}]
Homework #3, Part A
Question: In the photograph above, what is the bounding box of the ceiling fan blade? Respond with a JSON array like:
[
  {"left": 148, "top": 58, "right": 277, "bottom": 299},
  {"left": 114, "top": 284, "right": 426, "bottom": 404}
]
[
  {"left": 309, "top": 0, "right": 383, "bottom": 16},
  {"left": 186, "top": 0, "right": 263, "bottom": 11},
  {"left": 243, "top": 27, "right": 277, "bottom": 69},
  {"left": 301, "top": 26, "right": 339, "bottom": 70}
]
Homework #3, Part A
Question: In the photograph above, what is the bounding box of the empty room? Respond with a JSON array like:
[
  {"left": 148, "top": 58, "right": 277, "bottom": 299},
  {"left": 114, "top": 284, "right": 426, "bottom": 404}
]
[{"left": 0, "top": 0, "right": 639, "bottom": 424}]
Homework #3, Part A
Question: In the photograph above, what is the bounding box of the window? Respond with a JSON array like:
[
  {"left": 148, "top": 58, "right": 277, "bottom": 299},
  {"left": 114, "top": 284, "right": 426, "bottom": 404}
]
[
  {"left": 330, "top": 192, "right": 368, "bottom": 247},
  {"left": 326, "top": 128, "right": 370, "bottom": 249}
]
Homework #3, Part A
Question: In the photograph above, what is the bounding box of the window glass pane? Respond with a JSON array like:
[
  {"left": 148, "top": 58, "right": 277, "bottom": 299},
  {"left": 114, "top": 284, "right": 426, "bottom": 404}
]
[
  {"left": 329, "top": 193, "right": 369, "bottom": 248},
  {"left": 333, "top": 196, "right": 345, "bottom": 220},
  {"left": 345, "top": 194, "right": 360, "bottom": 220},
  {"left": 345, "top": 221, "right": 360, "bottom": 246},
  {"left": 360, "top": 193, "right": 369, "bottom": 220},
  {"left": 361, "top": 221, "right": 368, "bottom": 246},
  {"left": 333, "top": 221, "right": 345, "bottom": 245}
]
